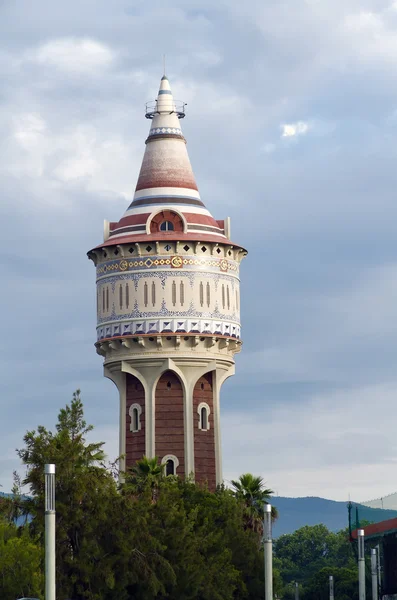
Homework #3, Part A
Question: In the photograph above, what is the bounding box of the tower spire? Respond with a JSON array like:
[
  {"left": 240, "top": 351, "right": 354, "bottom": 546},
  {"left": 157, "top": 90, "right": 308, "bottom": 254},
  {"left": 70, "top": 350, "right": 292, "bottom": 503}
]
[{"left": 102, "top": 74, "right": 238, "bottom": 246}]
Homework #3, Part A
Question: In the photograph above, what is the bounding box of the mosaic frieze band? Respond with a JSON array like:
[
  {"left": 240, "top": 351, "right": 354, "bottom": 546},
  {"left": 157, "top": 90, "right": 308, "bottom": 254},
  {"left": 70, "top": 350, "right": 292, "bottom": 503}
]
[
  {"left": 97, "top": 318, "right": 241, "bottom": 341},
  {"left": 96, "top": 256, "right": 239, "bottom": 279},
  {"left": 148, "top": 127, "right": 183, "bottom": 137}
]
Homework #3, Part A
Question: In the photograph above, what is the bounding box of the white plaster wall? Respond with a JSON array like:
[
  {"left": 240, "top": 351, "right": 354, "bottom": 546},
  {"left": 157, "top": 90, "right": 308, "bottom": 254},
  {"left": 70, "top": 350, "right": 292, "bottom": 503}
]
[{"left": 97, "top": 272, "right": 240, "bottom": 322}]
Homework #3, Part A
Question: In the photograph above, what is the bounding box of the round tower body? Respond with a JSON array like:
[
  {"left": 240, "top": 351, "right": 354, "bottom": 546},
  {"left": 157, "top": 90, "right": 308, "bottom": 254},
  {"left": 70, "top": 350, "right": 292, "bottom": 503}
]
[{"left": 88, "top": 75, "right": 247, "bottom": 489}]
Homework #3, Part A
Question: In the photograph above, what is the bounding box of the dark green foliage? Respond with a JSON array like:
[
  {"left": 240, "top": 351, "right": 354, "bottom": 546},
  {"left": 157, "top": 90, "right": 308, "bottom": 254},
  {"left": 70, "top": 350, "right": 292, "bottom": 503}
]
[
  {"left": 2, "top": 391, "right": 371, "bottom": 600},
  {"left": 274, "top": 524, "right": 372, "bottom": 599},
  {"left": 230, "top": 473, "right": 278, "bottom": 536},
  {"left": 2, "top": 391, "right": 269, "bottom": 600},
  {"left": 0, "top": 515, "right": 43, "bottom": 600},
  {"left": 303, "top": 566, "right": 359, "bottom": 600}
]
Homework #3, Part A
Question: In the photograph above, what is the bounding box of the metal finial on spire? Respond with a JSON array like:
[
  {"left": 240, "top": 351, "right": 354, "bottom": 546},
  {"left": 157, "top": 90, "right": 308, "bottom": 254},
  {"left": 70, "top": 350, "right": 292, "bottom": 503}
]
[
  {"left": 163, "top": 54, "right": 166, "bottom": 77},
  {"left": 145, "top": 73, "right": 186, "bottom": 119}
]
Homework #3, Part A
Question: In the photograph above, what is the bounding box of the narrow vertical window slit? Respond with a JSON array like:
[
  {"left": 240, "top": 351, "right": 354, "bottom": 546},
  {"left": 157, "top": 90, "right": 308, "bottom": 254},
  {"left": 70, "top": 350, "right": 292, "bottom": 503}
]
[
  {"left": 172, "top": 281, "right": 177, "bottom": 306},
  {"left": 180, "top": 281, "right": 185, "bottom": 306},
  {"left": 144, "top": 282, "right": 148, "bottom": 307}
]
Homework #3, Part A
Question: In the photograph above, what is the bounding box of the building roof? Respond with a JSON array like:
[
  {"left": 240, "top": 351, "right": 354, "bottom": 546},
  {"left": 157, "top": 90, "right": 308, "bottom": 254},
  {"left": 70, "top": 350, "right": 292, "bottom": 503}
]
[
  {"left": 351, "top": 517, "right": 397, "bottom": 541},
  {"left": 89, "top": 75, "right": 245, "bottom": 253}
]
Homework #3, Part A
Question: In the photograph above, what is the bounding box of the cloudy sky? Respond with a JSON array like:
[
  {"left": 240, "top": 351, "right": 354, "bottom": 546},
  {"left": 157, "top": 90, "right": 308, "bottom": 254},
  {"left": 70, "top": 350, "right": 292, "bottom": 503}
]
[{"left": 1, "top": 0, "right": 397, "bottom": 503}]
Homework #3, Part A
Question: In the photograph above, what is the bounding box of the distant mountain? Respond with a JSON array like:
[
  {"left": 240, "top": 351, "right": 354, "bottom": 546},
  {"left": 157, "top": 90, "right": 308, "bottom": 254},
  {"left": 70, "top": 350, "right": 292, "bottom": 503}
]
[{"left": 272, "top": 496, "right": 397, "bottom": 537}]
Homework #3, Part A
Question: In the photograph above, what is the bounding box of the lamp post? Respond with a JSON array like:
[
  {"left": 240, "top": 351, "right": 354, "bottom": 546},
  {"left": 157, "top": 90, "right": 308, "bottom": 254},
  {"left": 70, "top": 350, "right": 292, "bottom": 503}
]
[
  {"left": 358, "top": 529, "right": 365, "bottom": 600},
  {"left": 263, "top": 503, "right": 273, "bottom": 600},
  {"left": 45, "top": 464, "right": 56, "bottom": 600},
  {"left": 371, "top": 548, "right": 378, "bottom": 600},
  {"left": 295, "top": 581, "right": 299, "bottom": 600},
  {"left": 329, "top": 575, "right": 334, "bottom": 600}
]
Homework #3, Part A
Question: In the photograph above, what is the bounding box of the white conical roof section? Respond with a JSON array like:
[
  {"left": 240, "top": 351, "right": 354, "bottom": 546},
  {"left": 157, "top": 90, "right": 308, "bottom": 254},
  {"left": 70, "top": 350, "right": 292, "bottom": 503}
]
[
  {"left": 134, "top": 75, "right": 200, "bottom": 202},
  {"left": 91, "top": 75, "right": 246, "bottom": 247}
]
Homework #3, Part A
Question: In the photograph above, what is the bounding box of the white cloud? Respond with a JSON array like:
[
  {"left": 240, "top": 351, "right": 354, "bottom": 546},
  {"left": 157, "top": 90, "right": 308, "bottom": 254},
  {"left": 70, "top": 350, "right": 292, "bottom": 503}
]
[
  {"left": 31, "top": 38, "right": 116, "bottom": 73},
  {"left": 281, "top": 120, "right": 310, "bottom": 138},
  {"left": 5, "top": 113, "right": 139, "bottom": 198},
  {"left": 222, "top": 381, "right": 397, "bottom": 501},
  {"left": 341, "top": 8, "right": 397, "bottom": 65}
]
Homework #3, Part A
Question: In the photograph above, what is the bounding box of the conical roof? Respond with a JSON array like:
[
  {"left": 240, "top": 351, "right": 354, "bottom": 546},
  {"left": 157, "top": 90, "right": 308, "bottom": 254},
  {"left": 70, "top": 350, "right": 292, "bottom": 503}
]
[{"left": 96, "top": 75, "right": 240, "bottom": 248}]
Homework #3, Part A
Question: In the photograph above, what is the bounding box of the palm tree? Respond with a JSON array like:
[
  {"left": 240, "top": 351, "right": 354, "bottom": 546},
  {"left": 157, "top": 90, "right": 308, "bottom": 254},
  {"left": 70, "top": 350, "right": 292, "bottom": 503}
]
[
  {"left": 125, "top": 456, "right": 164, "bottom": 502},
  {"left": 231, "top": 473, "right": 278, "bottom": 535}
]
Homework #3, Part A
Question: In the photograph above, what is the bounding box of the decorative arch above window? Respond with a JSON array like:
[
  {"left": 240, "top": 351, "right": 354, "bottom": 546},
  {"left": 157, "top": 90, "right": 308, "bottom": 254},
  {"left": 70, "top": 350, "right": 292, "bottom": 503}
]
[
  {"left": 197, "top": 402, "right": 211, "bottom": 431},
  {"left": 129, "top": 403, "right": 142, "bottom": 433},
  {"left": 150, "top": 210, "right": 184, "bottom": 234},
  {"left": 161, "top": 454, "right": 180, "bottom": 476}
]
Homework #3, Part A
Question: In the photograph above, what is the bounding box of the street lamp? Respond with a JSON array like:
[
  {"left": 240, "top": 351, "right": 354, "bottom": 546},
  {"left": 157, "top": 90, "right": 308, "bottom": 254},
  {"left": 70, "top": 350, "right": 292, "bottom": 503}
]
[
  {"left": 371, "top": 548, "right": 378, "bottom": 600},
  {"left": 263, "top": 503, "right": 273, "bottom": 600},
  {"left": 358, "top": 529, "right": 365, "bottom": 600},
  {"left": 329, "top": 575, "right": 334, "bottom": 600},
  {"left": 45, "top": 464, "right": 56, "bottom": 600}
]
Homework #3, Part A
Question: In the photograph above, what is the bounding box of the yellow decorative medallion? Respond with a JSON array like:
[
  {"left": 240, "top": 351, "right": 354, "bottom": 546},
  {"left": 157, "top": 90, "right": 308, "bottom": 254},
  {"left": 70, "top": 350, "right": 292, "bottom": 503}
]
[
  {"left": 171, "top": 255, "right": 183, "bottom": 268},
  {"left": 119, "top": 260, "right": 128, "bottom": 271},
  {"left": 220, "top": 259, "right": 228, "bottom": 272}
]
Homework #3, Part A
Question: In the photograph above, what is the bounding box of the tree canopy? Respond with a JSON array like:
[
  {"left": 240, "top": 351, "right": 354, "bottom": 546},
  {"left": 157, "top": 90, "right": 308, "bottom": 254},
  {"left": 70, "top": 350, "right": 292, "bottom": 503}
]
[
  {"left": 2, "top": 391, "right": 270, "bottom": 600},
  {"left": 1, "top": 390, "right": 368, "bottom": 600}
]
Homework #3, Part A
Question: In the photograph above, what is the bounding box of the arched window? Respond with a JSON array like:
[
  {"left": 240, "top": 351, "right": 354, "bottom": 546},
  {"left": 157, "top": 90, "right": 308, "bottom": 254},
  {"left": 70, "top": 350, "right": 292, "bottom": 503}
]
[
  {"left": 227, "top": 285, "right": 230, "bottom": 310},
  {"left": 160, "top": 221, "right": 174, "bottom": 231},
  {"left": 132, "top": 408, "right": 139, "bottom": 431},
  {"left": 200, "top": 407, "right": 208, "bottom": 430},
  {"left": 151, "top": 281, "right": 156, "bottom": 306},
  {"left": 150, "top": 210, "right": 184, "bottom": 234},
  {"left": 106, "top": 287, "right": 109, "bottom": 311},
  {"left": 119, "top": 285, "right": 123, "bottom": 309},
  {"left": 221, "top": 284, "right": 225, "bottom": 310},
  {"left": 206, "top": 282, "right": 211, "bottom": 307},
  {"left": 197, "top": 402, "right": 211, "bottom": 431},
  {"left": 161, "top": 454, "right": 179, "bottom": 476},
  {"left": 129, "top": 403, "right": 142, "bottom": 433}
]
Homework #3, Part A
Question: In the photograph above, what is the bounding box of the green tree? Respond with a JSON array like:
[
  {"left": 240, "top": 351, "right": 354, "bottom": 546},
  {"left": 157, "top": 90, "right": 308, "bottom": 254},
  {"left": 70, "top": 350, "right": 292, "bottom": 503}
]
[
  {"left": 124, "top": 455, "right": 164, "bottom": 501},
  {"left": 16, "top": 391, "right": 166, "bottom": 600},
  {"left": 231, "top": 473, "right": 277, "bottom": 535},
  {"left": 13, "top": 392, "right": 277, "bottom": 600},
  {"left": 0, "top": 517, "right": 43, "bottom": 600},
  {"left": 274, "top": 524, "right": 357, "bottom": 596},
  {"left": 304, "top": 565, "right": 359, "bottom": 600}
]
